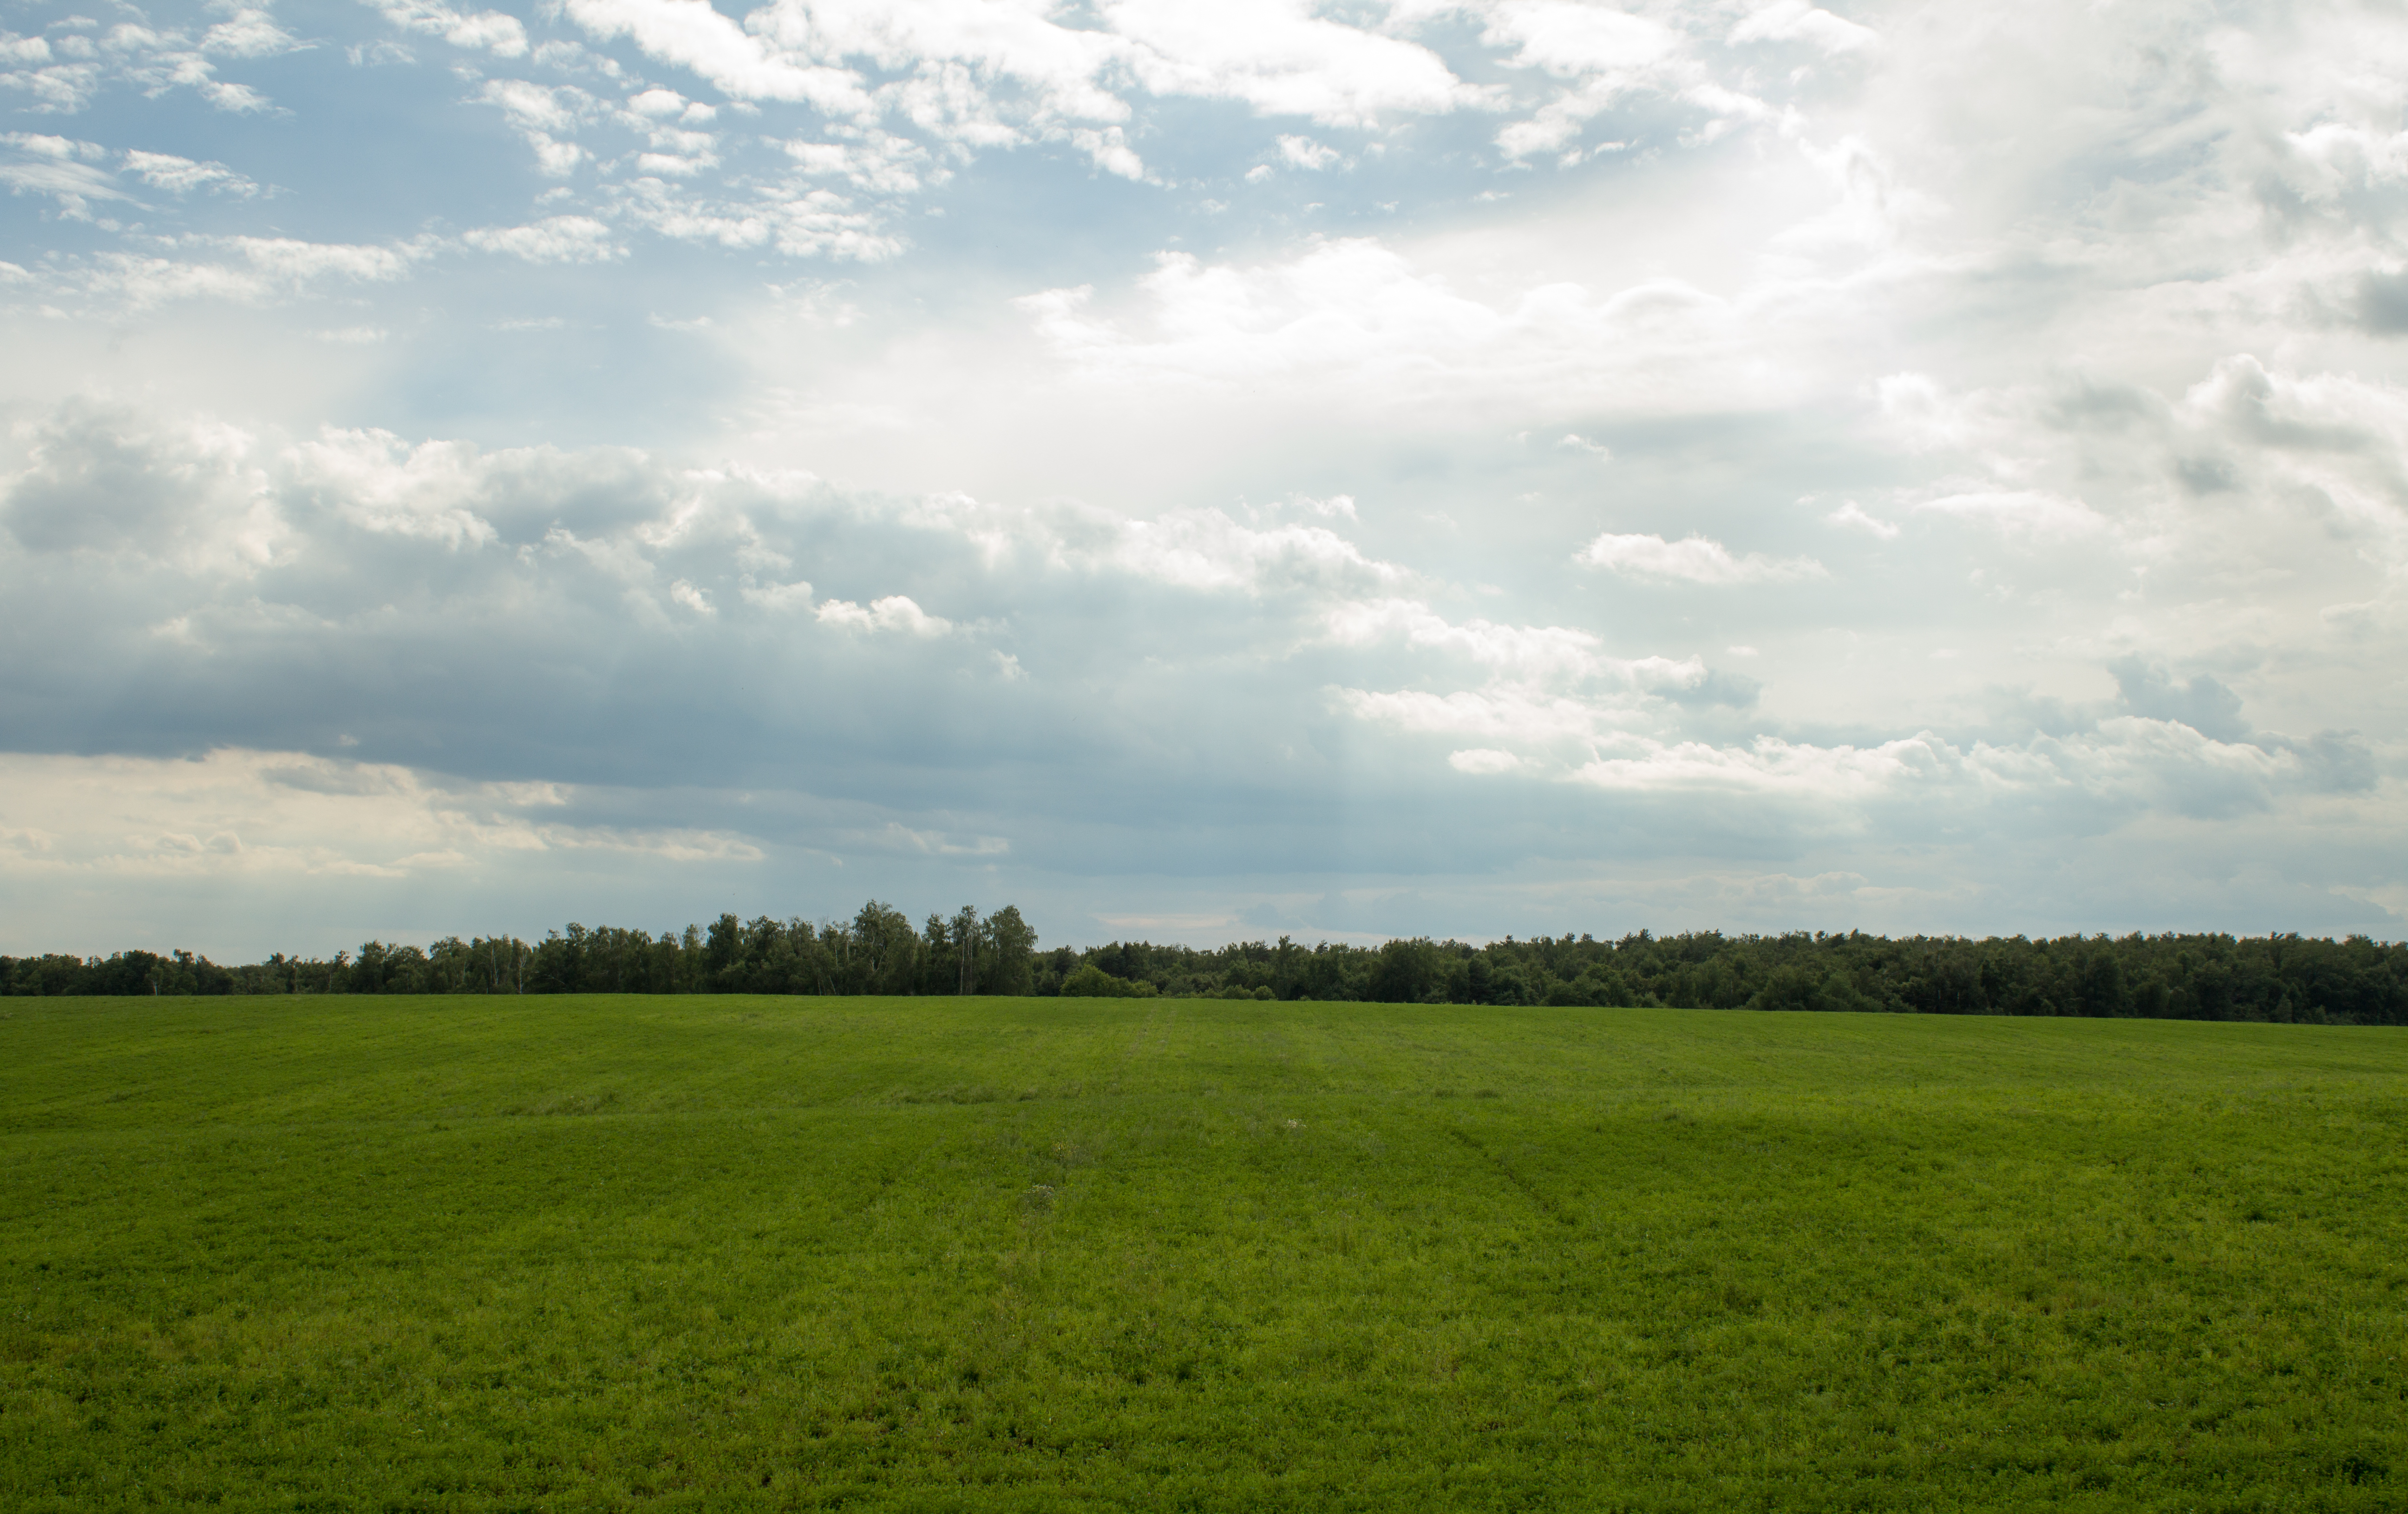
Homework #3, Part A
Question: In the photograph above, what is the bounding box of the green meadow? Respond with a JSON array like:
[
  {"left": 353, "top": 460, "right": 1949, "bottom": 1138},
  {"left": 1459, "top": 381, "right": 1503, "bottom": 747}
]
[{"left": 3, "top": 996, "right": 2403, "bottom": 1512}]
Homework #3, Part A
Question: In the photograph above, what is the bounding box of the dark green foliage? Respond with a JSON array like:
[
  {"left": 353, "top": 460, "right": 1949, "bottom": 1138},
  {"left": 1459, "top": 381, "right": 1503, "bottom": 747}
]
[
  {"left": 1060, "top": 963, "right": 1155, "bottom": 997},
  {"left": 2, "top": 996, "right": 2404, "bottom": 1511},
  {"left": 7, "top": 917, "right": 2406, "bottom": 1024}
]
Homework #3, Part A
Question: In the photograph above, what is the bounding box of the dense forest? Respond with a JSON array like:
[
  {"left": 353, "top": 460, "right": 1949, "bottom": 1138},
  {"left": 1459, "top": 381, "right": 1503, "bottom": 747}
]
[{"left": 4, "top": 901, "right": 2405, "bottom": 1024}]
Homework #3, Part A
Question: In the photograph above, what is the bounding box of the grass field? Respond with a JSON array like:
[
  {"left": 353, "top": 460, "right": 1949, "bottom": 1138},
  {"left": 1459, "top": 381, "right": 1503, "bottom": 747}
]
[{"left": 3, "top": 996, "right": 2404, "bottom": 1512}]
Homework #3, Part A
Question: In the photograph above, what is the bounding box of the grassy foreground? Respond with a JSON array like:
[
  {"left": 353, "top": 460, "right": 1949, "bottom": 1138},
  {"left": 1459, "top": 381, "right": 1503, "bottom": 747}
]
[{"left": 2, "top": 997, "right": 2403, "bottom": 1512}]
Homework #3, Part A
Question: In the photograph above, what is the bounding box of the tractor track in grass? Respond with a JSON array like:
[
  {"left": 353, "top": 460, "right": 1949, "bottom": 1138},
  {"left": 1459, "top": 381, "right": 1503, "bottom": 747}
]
[{"left": 1446, "top": 1125, "right": 1581, "bottom": 1228}]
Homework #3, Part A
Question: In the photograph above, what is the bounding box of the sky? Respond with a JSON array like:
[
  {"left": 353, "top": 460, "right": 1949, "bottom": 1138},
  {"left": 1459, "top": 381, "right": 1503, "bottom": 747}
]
[{"left": 3, "top": 0, "right": 2406, "bottom": 958}]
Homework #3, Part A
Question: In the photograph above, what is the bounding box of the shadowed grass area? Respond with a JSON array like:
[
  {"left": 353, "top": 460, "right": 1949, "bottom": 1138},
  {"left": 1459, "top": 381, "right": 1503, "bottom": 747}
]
[{"left": 3, "top": 995, "right": 2404, "bottom": 1510}]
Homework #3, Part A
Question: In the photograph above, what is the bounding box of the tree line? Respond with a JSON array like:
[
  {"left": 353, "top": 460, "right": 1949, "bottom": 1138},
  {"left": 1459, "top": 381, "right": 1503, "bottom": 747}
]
[{"left": 3, "top": 903, "right": 2403, "bottom": 1024}]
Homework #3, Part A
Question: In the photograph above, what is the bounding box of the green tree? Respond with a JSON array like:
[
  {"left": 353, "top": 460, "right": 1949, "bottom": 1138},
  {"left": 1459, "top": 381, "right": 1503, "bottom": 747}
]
[{"left": 980, "top": 905, "right": 1037, "bottom": 995}]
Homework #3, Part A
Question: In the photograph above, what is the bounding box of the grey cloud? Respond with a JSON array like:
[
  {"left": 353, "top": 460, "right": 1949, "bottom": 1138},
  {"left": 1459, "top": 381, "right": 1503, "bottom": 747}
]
[
  {"left": 2041, "top": 377, "right": 2159, "bottom": 432},
  {"left": 16, "top": 400, "right": 2351, "bottom": 909},
  {"left": 0, "top": 410, "right": 1454, "bottom": 863},
  {"left": 2109, "top": 657, "right": 2251, "bottom": 743},
  {"left": 1985, "top": 688, "right": 2096, "bottom": 741},
  {"left": 3, "top": 433, "right": 2402, "bottom": 948},
  {"left": 3, "top": 403, "right": 228, "bottom": 554},
  {"left": 2289, "top": 731, "right": 2380, "bottom": 794},
  {"left": 258, "top": 761, "right": 410, "bottom": 796},
  {"left": 2172, "top": 454, "right": 2240, "bottom": 495},
  {"left": 2190, "top": 356, "right": 2377, "bottom": 455},
  {"left": 2358, "top": 271, "right": 2408, "bottom": 336},
  {"left": 1657, "top": 666, "right": 1761, "bottom": 709}
]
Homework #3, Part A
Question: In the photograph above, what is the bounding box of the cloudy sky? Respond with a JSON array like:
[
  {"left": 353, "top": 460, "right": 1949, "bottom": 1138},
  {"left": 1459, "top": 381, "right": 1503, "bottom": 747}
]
[{"left": 3, "top": 0, "right": 2405, "bottom": 957}]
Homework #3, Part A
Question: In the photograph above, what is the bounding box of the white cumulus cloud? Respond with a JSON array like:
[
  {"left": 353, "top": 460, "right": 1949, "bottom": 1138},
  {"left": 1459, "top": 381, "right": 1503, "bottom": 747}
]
[
  {"left": 463, "top": 216, "right": 624, "bottom": 263},
  {"left": 1575, "top": 532, "right": 1826, "bottom": 584}
]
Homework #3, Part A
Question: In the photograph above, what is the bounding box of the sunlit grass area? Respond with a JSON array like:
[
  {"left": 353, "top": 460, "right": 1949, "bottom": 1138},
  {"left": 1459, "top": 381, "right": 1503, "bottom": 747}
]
[{"left": 4, "top": 996, "right": 2404, "bottom": 1510}]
